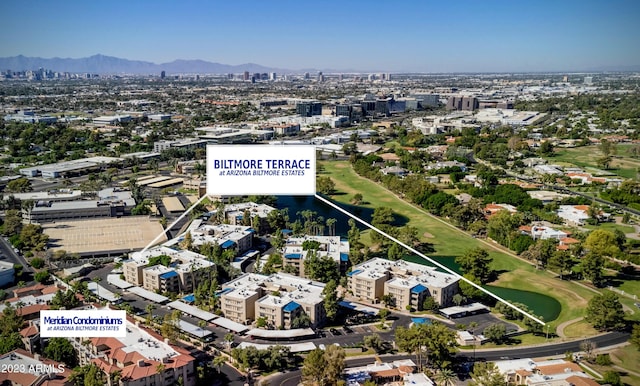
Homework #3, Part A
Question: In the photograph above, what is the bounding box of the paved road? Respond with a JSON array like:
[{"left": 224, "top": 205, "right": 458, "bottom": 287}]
[
  {"left": 214, "top": 364, "right": 246, "bottom": 386},
  {"left": 266, "top": 331, "right": 630, "bottom": 386},
  {"left": 0, "top": 236, "right": 33, "bottom": 274}
]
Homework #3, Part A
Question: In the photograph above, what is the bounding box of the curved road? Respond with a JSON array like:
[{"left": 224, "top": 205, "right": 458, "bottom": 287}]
[{"left": 267, "top": 332, "right": 630, "bottom": 386}]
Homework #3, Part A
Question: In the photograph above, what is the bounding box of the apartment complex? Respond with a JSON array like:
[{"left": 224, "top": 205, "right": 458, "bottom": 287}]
[
  {"left": 123, "top": 247, "right": 215, "bottom": 293},
  {"left": 223, "top": 201, "right": 276, "bottom": 230},
  {"left": 348, "top": 258, "right": 459, "bottom": 309},
  {"left": 72, "top": 311, "right": 196, "bottom": 386},
  {"left": 220, "top": 272, "right": 327, "bottom": 328},
  {"left": 190, "top": 223, "right": 254, "bottom": 254},
  {"left": 282, "top": 235, "right": 349, "bottom": 277}
]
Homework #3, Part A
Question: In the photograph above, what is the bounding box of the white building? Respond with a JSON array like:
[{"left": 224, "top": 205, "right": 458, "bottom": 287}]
[
  {"left": 282, "top": 235, "right": 350, "bottom": 277},
  {"left": 72, "top": 308, "right": 197, "bottom": 386},
  {"left": 189, "top": 223, "right": 254, "bottom": 254}
]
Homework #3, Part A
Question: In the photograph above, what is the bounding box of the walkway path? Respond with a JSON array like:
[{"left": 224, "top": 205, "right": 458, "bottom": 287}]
[{"left": 555, "top": 317, "right": 584, "bottom": 338}]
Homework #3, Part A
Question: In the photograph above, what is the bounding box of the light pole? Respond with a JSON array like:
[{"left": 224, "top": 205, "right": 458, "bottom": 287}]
[{"left": 546, "top": 324, "right": 550, "bottom": 341}]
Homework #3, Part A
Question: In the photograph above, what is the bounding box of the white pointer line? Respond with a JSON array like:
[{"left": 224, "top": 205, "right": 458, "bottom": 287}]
[
  {"left": 314, "top": 193, "right": 546, "bottom": 326},
  {"left": 141, "top": 194, "right": 209, "bottom": 253}
]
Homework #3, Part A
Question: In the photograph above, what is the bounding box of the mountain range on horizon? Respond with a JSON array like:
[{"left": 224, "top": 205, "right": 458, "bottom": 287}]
[
  {"left": 0, "top": 54, "right": 639, "bottom": 75},
  {"left": 0, "top": 54, "right": 360, "bottom": 75}
]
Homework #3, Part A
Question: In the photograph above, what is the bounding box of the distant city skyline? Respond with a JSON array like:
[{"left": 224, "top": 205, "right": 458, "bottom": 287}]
[{"left": 1, "top": 0, "right": 639, "bottom": 73}]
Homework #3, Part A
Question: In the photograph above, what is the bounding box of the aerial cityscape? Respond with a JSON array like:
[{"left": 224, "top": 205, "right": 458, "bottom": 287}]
[{"left": 0, "top": 1, "right": 639, "bottom": 386}]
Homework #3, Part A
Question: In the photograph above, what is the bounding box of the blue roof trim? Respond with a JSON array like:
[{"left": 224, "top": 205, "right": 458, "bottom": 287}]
[
  {"left": 347, "top": 269, "right": 362, "bottom": 277},
  {"left": 215, "top": 288, "right": 233, "bottom": 297},
  {"left": 281, "top": 229, "right": 293, "bottom": 234},
  {"left": 283, "top": 301, "right": 301, "bottom": 312},
  {"left": 221, "top": 240, "right": 236, "bottom": 249},
  {"left": 285, "top": 253, "right": 302, "bottom": 259},
  {"left": 411, "top": 284, "right": 428, "bottom": 294},
  {"left": 183, "top": 294, "right": 195, "bottom": 303},
  {"left": 159, "top": 271, "right": 178, "bottom": 279},
  {"left": 340, "top": 253, "right": 349, "bottom": 262}
]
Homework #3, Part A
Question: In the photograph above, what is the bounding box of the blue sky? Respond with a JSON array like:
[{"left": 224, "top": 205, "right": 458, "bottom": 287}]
[{"left": 1, "top": 0, "right": 639, "bottom": 72}]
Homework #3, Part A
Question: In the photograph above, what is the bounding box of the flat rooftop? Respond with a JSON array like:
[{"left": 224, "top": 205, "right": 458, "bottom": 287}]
[{"left": 42, "top": 217, "right": 166, "bottom": 255}]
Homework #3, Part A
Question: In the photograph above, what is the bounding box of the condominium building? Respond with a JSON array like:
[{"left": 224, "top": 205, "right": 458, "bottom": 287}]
[
  {"left": 124, "top": 247, "right": 215, "bottom": 293},
  {"left": 348, "top": 258, "right": 459, "bottom": 309},
  {"left": 282, "top": 235, "right": 349, "bottom": 277},
  {"left": 72, "top": 310, "right": 196, "bottom": 386},
  {"left": 190, "top": 223, "right": 254, "bottom": 254},
  {"left": 224, "top": 201, "right": 276, "bottom": 230},
  {"left": 220, "top": 272, "right": 327, "bottom": 328}
]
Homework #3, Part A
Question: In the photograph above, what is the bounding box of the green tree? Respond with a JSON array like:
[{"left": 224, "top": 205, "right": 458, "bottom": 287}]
[
  {"left": 44, "top": 338, "right": 77, "bottom": 366},
  {"left": 395, "top": 323, "right": 458, "bottom": 370},
  {"left": 455, "top": 247, "right": 494, "bottom": 284},
  {"left": 34, "top": 270, "right": 50, "bottom": 283},
  {"left": 161, "top": 310, "right": 181, "bottom": 342},
  {"left": 323, "top": 280, "right": 339, "bottom": 322},
  {"left": 483, "top": 323, "right": 507, "bottom": 344},
  {"left": 352, "top": 193, "right": 363, "bottom": 205},
  {"left": 316, "top": 176, "right": 335, "bottom": 195},
  {"left": 631, "top": 323, "right": 640, "bottom": 351},
  {"left": 581, "top": 253, "right": 605, "bottom": 287},
  {"left": 363, "top": 334, "right": 384, "bottom": 353},
  {"left": 30, "top": 257, "right": 45, "bottom": 269},
  {"left": 585, "top": 229, "right": 621, "bottom": 257},
  {"left": 304, "top": 252, "right": 338, "bottom": 283},
  {"left": 435, "top": 368, "right": 457, "bottom": 386},
  {"left": 602, "top": 371, "right": 622, "bottom": 386},
  {"left": 322, "top": 345, "right": 345, "bottom": 385},
  {"left": 68, "top": 363, "right": 105, "bottom": 386},
  {"left": 470, "top": 362, "right": 504, "bottom": 386},
  {"left": 586, "top": 292, "right": 626, "bottom": 331},
  {"left": 538, "top": 140, "right": 554, "bottom": 156},
  {"left": 301, "top": 348, "right": 327, "bottom": 385},
  {"left": 213, "top": 355, "right": 226, "bottom": 373},
  {"left": 548, "top": 250, "right": 576, "bottom": 279},
  {"left": 5, "top": 177, "right": 33, "bottom": 193},
  {"left": 291, "top": 313, "right": 311, "bottom": 329}
]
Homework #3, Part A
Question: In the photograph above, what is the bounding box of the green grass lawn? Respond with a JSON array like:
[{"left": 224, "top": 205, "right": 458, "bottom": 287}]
[
  {"left": 589, "top": 344, "right": 640, "bottom": 386},
  {"left": 547, "top": 145, "right": 640, "bottom": 180},
  {"left": 583, "top": 222, "right": 635, "bottom": 234},
  {"left": 562, "top": 319, "right": 598, "bottom": 339},
  {"left": 320, "top": 160, "right": 602, "bottom": 328}
]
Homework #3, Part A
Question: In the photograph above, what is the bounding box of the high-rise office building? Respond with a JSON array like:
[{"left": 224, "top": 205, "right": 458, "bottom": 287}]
[
  {"left": 160, "top": 70, "right": 166, "bottom": 79},
  {"left": 296, "top": 102, "right": 322, "bottom": 117},
  {"left": 243, "top": 71, "right": 250, "bottom": 81},
  {"left": 269, "top": 72, "right": 277, "bottom": 80},
  {"left": 304, "top": 72, "right": 310, "bottom": 80},
  {"left": 317, "top": 71, "right": 323, "bottom": 82}
]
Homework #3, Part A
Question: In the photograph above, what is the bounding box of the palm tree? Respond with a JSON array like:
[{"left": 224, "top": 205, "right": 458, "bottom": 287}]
[
  {"left": 146, "top": 304, "right": 156, "bottom": 325},
  {"left": 435, "top": 368, "right": 456, "bottom": 386},
  {"left": 212, "top": 356, "right": 226, "bottom": 374},
  {"left": 109, "top": 370, "right": 122, "bottom": 386},
  {"left": 21, "top": 199, "right": 35, "bottom": 224},
  {"left": 326, "top": 218, "right": 337, "bottom": 236},
  {"left": 224, "top": 333, "right": 234, "bottom": 350},
  {"left": 469, "top": 321, "right": 479, "bottom": 359}
]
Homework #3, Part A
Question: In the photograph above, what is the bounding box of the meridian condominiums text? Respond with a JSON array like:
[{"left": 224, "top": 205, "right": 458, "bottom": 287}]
[
  {"left": 43, "top": 316, "right": 123, "bottom": 325},
  {"left": 213, "top": 159, "right": 311, "bottom": 169}
]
